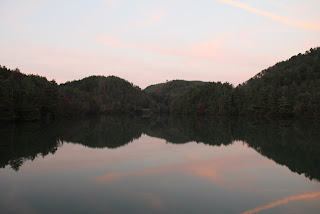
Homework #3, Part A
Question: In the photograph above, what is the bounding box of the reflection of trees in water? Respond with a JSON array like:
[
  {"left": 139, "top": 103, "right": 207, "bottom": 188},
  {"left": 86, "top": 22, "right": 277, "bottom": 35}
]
[
  {"left": 57, "top": 116, "right": 148, "bottom": 149},
  {"left": 0, "top": 116, "right": 148, "bottom": 171},
  {"left": 146, "top": 116, "right": 235, "bottom": 146},
  {"left": 234, "top": 119, "right": 320, "bottom": 182},
  {"left": 0, "top": 122, "right": 62, "bottom": 171},
  {"left": 1, "top": 116, "right": 319, "bottom": 182},
  {"left": 149, "top": 117, "right": 320, "bottom": 181}
]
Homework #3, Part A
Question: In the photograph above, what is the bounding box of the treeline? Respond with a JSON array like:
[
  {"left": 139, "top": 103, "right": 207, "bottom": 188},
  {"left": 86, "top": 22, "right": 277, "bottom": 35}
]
[
  {"left": 59, "top": 75, "right": 150, "bottom": 115},
  {"left": 171, "top": 47, "right": 320, "bottom": 119},
  {"left": 144, "top": 80, "right": 205, "bottom": 112},
  {"left": 0, "top": 66, "right": 150, "bottom": 121},
  {"left": 171, "top": 82, "right": 234, "bottom": 115},
  {"left": 235, "top": 47, "right": 320, "bottom": 118},
  {"left": 1, "top": 47, "right": 320, "bottom": 121},
  {"left": 0, "top": 66, "right": 61, "bottom": 121}
]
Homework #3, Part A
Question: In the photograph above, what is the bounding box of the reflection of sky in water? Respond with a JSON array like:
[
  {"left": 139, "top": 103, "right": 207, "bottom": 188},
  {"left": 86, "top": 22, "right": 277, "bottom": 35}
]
[{"left": 0, "top": 134, "right": 320, "bottom": 214}]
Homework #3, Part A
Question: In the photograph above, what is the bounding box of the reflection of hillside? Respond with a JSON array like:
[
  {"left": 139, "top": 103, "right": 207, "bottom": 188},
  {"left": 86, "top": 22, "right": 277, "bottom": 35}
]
[
  {"left": 234, "top": 119, "right": 320, "bottom": 181},
  {"left": 0, "top": 116, "right": 149, "bottom": 171},
  {"left": 146, "top": 116, "right": 234, "bottom": 146},
  {"left": 0, "top": 122, "right": 62, "bottom": 171},
  {"left": 58, "top": 116, "right": 149, "bottom": 148},
  {"left": 1, "top": 116, "right": 319, "bottom": 182},
  {"left": 147, "top": 117, "right": 320, "bottom": 181}
]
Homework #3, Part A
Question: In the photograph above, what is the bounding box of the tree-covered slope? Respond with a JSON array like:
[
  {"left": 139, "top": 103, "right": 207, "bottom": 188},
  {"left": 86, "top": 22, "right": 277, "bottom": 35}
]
[
  {"left": 171, "top": 47, "right": 320, "bottom": 118},
  {"left": 144, "top": 80, "right": 205, "bottom": 112},
  {"left": 0, "top": 68, "right": 151, "bottom": 121},
  {"left": 0, "top": 66, "right": 61, "bottom": 121},
  {"left": 170, "top": 82, "right": 235, "bottom": 115},
  {"left": 1, "top": 47, "right": 319, "bottom": 121},
  {"left": 236, "top": 47, "right": 320, "bottom": 118},
  {"left": 59, "top": 75, "right": 150, "bottom": 115}
]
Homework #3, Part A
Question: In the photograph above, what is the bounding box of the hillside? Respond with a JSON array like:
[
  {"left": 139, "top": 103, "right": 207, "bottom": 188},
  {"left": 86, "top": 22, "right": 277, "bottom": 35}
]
[
  {"left": 235, "top": 47, "right": 320, "bottom": 118},
  {"left": 59, "top": 75, "right": 150, "bottom": 115},
  {"left": 170, "top": 47, "right": 320, "bottom": 119},
  {"left": 1, "top": 47, "right": 320, "bottom": 121},
  {"left": 144, "top": 80, "right": 205, "bottom": 112},
  {"left": 0, "top": 66, "right": 61, "bottom": 121},
  {"left": 0, "top": 68, "right": 151, "bottom": 121},
  {"left": 170, "top": 82, "right": 234, "bottom": 115}
]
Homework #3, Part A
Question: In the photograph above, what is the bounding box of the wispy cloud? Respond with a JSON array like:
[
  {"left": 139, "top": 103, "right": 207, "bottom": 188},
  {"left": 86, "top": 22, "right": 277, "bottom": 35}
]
[
  {"left": 241, "top": 191, "right": 320, "bottom": 214},
  {"left": 96, "top": 33, "right": 271, "bottom": 70},
  {"left": 217, "top": 0, "right": 320, "bottom": 31}
]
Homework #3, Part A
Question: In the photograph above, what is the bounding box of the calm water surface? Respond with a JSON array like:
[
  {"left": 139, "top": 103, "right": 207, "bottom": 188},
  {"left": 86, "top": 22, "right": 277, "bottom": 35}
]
[{"left": 0, "top": 116, "right": 320, "bottom": 214}]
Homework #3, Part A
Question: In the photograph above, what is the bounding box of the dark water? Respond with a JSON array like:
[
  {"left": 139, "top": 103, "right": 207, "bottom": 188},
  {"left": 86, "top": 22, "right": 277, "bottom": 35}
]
[{"left": 1, "top": 116, "right": 320, "bottom": 214}]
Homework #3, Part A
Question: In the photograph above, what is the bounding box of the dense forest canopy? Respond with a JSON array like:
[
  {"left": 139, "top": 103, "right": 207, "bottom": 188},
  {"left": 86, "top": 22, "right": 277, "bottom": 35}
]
[
  {"left": 170, "top": 82, "right": 234, "bottom": 115},
  {"left": 59, "top": 75, "right": 150, "bottom": 115},
  {"left": 234, "top": 47, "right": 320, "bottom": 118},
  {"left": 0, "top": 67, "right": 150, "bottom": 121},
  {"left": 0, "top": 66, "right": 61, "bottom": 121},
  {"left": 143, "top": 80, "right": 205, "bottom": 112},
  {"left": 170, "top": 47, "right": 320, "bottom": 118},
  {"left": 1, "top": 47, "right": 319, "bottom": 121}
]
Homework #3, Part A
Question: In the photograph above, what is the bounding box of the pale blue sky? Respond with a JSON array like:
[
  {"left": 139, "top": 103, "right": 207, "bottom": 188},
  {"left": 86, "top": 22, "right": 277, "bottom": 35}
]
[{"left": 1, "top": 0, "right": 320, "bottom": 88}]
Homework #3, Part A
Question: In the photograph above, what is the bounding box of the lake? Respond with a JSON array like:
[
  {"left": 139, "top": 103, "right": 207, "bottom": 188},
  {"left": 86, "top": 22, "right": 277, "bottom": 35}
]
[{"left": 1, "top": 116, "right": 320, "bottom": 214}]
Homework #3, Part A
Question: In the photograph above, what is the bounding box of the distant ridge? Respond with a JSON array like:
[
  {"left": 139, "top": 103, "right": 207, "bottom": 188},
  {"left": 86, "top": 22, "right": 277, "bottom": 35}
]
[{"left": 1, "top": 47, "right": 319, "bottom": 121}]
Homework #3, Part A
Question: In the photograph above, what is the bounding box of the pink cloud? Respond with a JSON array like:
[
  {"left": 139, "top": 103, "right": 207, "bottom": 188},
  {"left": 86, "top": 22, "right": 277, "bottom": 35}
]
[
  {"left": 96, "top": 34, "right": 265, "bottom": 68},
  {"left": 97, "top": 21, "right": 291, "bottom": 72},
  {"left": 217, "top": 0, "right": 320, "bottom": 31},
  {"left": 1, "top": 41, "right": 159, "bottom": 86}
]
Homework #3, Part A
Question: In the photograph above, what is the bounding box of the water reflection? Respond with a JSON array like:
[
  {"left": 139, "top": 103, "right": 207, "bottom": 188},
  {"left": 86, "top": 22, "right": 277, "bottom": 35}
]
[
  {"left": 0, "top": 116, "right": 320, "bottom": 181},
  {"left": 149, "top": 117, "right": 320, "bottom": 181},
  {"left": 146, "top": 116, "right": 234, "bottom": 146},
  {"left": 58, "top": 116, "right": 148, "bottom": 148},
  {"left": 95, "top": 148, "right": 265, "bottom": 191},
  {"left": 0, "top": 122, "right": 62, "bottom": 171},
  {"left": 240, "top": 191, "right": 320, "bottom": 214}
]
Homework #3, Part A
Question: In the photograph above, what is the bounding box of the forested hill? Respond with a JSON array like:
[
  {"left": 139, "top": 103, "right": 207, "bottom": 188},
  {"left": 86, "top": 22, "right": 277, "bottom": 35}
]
[
  {"left": 236, "top": 47, "right": 320, "bottom": 118},
  {"left": 1, "top": 47, "right": 320, "bottom": 121},
  {"left": 171, "top": 47, "right": 320, "bottom": 119},
  {"left": 144, "top": 80, "right": 205, "bottom": 112},
  {"left": 170, "top": 82, "right": 235, "bottom": 115},
  {"left": 0, "top": 68, "right": 150, "bottom": 121},
  {"left": 0, "top": 66, "right": 61, "bottom": 121},
  {"left": 59, "top": 76, "right": 150, "bottom": 115}
]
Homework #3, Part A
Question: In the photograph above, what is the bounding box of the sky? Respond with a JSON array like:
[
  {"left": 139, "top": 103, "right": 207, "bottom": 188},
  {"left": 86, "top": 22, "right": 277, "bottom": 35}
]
[{"left": 0, "top": 0, "right": 320, "bottom": 89}]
